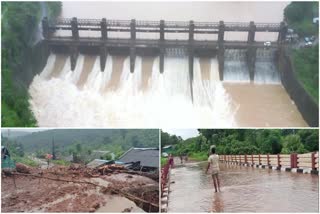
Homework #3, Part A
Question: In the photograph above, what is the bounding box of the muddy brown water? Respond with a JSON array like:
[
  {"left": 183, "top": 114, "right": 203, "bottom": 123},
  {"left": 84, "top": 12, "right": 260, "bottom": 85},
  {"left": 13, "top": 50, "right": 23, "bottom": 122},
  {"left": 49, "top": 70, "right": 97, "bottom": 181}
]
[
  {"left": 224, "top": 83, "right": 308, "bottom": 127},
  {"left": 77, "top": 55, "right": 96, "bottom": 89},
  {"left": 168, "top": 162, "right": 319, "bottom": 212},
  {"left": 49, "top": 54, "right": 68, "bottom": 79},
  {"left": 104, "top": 56, "right": 126, "bottom": 92},
  {"left": 140, "top": 57, "right": 155, "bottom": 91}
]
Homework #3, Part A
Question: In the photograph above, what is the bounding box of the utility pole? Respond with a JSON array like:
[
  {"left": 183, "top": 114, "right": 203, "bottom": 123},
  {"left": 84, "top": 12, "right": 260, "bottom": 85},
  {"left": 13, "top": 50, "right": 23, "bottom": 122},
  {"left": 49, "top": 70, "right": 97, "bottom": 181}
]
[{"left": 52, "top": 137, "right": 56, "bottom": 160}]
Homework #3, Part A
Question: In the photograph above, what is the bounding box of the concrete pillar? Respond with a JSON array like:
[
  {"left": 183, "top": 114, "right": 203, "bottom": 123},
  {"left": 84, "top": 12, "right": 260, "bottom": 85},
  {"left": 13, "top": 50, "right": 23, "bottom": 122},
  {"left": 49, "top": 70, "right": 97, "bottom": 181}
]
[
  {"left": 218, "top": 21, "right": 225, "bottom": 46},
  {"left": 159, "top": 20, "right": 165, "bottom": 73},
  {"left": 160, "top": 20, "right": 165, "bottom": 41},
  {"left": 290, "top": 153, "right": 298, "bottom": 168},
  {"left": 218, "top": 47, "right": 224, "bottom": 81},
  {"left": 71, "top": 17, "right": 79, "bottom": 40},
  {"left": 160, "top": 48, "right": 165, "bottom": 73},
  {"left": 278, "top": 21, "right": 288, "bottom": 43},
  {"left": 188, "top": 21, "right": 194, "bottom": 102},
  {"left": 70, "top": 46, "right": 78, "bottom": 71},
  {"left": 101, "top": 18, "right": 107, "bottom": 40},
  {"left": 311, "top": 152, "right": 316, "bottom": 170},
  {"left": 189, "top": 47, "right": 194, "bottom": 103},
  {"left": 247, "top": 21, "right": 256, "bottom": 44},
  {"left": 100, "top": 46, "right": 107, "bottom": 71},
  {"left": 130, "top": 47, "right": 135, "bottom": 73},
  {"left": 218, "top": 21, "right": 225, "bottom": 81},
  {"left": 42, "top": 17, "right": 50, "bottom": 39},
  {"left": 189, "top": 20, "right": 194, "bottom": 41},
  {"left": 247, "top": 47, "right": 257, "bottom": 81},
  {"left": 130, "top": 19, "right": 136, "bottom": 40},
  {"left": 130, "top": 19, "right": 136, "bottom": 73}
]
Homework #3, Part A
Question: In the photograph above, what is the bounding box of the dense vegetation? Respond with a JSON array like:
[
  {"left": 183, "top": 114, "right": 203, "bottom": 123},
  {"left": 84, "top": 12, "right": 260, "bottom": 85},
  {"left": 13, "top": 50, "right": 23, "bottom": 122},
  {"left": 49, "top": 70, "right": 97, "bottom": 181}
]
[
  {"left": 2, "top": 129, "right": 159, "bottom": 165},
  {"left": 292, "top": 44, "right": 319, "bottom": 103},
  {"left": 284, "top": 1, "right": 318, "bottom": 36},
  {"left": 162, "top": 129, "right": 319, "bottom": 161},
  {"left": 1, "top": 2, "right": 62, "bottom": 127},
  {"left": 284, "top": 2, "right": 319, "bottom": 103}
]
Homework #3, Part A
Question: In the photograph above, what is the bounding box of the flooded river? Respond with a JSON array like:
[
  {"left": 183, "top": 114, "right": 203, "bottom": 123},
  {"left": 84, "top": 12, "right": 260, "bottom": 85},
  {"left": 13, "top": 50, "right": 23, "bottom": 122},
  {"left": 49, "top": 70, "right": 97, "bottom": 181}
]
[
  {"left": 28, "top": 1, "right": 308, "bottom": 127},
  {"left": 168, "top": 162, "right": 319, "bottom": 212}
]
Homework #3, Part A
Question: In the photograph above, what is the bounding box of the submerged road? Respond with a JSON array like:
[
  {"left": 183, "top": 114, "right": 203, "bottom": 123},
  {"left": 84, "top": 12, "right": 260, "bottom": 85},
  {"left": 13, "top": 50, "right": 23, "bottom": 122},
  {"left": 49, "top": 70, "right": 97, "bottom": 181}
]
[{"left": 168, "top": 161, "right": 319, "bottom": 212}]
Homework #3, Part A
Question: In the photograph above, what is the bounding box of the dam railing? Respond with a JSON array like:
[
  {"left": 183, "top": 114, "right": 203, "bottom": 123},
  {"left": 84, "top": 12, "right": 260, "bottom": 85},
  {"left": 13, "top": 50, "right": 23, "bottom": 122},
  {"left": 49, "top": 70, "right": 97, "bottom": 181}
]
[
  {"left": 219, "top": 152, "right": 319, "bottom": 174},
  {"left": 42, "top": 17, "right": 288, "bottom": 101}
]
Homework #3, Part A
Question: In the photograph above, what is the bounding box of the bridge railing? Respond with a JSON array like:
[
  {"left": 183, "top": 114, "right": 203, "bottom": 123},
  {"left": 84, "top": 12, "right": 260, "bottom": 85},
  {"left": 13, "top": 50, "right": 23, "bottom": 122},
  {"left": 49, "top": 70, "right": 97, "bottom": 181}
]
[
  {"left": 161, "top": 158, "right": 171, "bottom": 197},
  {"left": 219, "top": 152, "right": 319, "bottom": 170},
  {"left": 50, "top": 18, "right": 282, "bottom": 31}
]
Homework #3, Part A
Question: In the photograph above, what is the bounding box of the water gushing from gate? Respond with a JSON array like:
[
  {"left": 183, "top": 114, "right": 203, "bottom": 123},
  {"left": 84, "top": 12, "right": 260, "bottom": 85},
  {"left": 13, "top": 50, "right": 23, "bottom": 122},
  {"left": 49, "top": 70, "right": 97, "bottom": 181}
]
[{"left": 29, "top": 54, "right": 237, "bottom": 127}]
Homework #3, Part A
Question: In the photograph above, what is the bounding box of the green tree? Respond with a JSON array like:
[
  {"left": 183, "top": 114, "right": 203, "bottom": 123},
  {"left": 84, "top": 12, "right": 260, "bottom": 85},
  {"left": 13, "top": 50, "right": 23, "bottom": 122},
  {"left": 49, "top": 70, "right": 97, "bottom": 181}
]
[{"left": 281, "top": 135, "right": 306, "bottom": 154}]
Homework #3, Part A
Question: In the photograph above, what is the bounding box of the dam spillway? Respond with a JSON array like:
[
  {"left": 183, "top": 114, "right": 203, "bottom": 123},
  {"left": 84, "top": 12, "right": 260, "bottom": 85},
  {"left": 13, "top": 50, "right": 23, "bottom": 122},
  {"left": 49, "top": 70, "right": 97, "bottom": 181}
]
[
  {"left": 28, "top": 51, "right": 307, "bottom": 127},
  {"left": 27, "top": 13, "right": 309, "bottom": 127}
]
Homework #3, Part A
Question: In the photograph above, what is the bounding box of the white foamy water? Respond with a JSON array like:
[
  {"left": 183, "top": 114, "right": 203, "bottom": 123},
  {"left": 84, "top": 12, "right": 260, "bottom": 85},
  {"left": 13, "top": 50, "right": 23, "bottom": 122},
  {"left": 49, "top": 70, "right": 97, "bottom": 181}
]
[
  {"left": 29, "top": 54, "right": 237, "bottom": 127},
  {"left": 223, "top": 49, "right": 250, "bottom": 83}
]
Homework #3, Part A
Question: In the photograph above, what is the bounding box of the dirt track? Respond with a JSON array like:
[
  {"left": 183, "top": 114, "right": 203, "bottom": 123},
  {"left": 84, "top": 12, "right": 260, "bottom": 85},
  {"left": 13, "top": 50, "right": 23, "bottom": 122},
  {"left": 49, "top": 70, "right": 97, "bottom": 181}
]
[{"left": 1, "top": 165, "right": 159, "bottom": 213}]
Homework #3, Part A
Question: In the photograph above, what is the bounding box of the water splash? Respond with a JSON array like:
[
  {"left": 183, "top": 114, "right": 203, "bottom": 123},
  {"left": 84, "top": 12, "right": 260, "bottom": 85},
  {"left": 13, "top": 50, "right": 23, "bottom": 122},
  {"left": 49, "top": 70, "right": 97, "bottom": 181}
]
[{"left": 29, "top": 54, "right": 237, "bottom": 127}]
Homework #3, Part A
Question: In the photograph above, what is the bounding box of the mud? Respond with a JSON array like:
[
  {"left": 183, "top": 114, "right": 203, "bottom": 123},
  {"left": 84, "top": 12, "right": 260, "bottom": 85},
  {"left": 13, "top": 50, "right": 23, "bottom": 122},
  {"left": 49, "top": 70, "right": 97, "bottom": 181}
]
[{"left": 1, "top": 164, "right": 159, "bottom": 213}]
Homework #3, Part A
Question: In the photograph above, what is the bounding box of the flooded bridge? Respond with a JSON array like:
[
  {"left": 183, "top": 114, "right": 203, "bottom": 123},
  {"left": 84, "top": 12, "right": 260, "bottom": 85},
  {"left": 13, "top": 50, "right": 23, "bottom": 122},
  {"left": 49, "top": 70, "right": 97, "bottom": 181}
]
[{"left": 166, "top": 161, "right": 319, "bottom": 212}]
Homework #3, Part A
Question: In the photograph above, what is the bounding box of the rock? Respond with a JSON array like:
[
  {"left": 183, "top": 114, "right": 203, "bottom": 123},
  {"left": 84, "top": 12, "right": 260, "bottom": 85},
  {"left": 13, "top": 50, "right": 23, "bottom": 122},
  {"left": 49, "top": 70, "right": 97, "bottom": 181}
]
[
  {"left": 92, "top": 202, "right": 100, "bottom": 209},
  {"left": 122, "top": 207, "right": 133, "bottom": 212},
  {"left": 16, "top": 163, "right": 31, "bottom": 174}
]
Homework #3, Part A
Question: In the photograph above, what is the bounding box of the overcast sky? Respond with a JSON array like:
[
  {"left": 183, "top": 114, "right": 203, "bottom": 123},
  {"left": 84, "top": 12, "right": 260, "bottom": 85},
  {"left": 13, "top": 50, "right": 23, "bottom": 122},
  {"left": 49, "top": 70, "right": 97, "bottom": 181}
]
[{"left": 162, "top": 129, "right": 199, "bottom": 140}]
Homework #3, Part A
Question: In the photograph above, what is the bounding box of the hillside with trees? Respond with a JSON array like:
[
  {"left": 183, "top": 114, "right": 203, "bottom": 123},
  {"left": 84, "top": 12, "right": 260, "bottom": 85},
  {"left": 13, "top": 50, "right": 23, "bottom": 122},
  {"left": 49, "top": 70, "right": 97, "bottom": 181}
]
[
  {"left": 162, "top": 129, "right": 319, "bottom": 161},
  {"left": 2, "top": 2, "right": 61, "bottom": 126},
  {"left": 1, "top": 129, "right": 159, "bottom": 165}
]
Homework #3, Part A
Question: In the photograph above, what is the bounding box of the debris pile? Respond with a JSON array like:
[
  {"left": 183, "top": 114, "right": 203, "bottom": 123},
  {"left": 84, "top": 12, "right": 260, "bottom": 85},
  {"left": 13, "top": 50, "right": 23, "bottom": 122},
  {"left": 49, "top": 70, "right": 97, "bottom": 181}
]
[{"left": 1, "top": 163, "right": 159, "bottom": 213}]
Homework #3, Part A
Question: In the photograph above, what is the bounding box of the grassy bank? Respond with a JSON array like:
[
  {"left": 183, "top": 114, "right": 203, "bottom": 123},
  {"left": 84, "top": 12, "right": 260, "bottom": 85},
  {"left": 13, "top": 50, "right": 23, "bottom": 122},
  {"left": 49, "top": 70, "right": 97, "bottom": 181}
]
[
  {"left": 284, "top": 2, "right": 319, "bottom": 104},
  {"left": 188, "top": 152, "right": 208, "bottom": 161},
  {"left": 292, "top": 45, "right": 319, "bottom": 103},
  {"left": 52, "top": 159, "right": 71, "bottom": 166},
  {"left": 11, "top": 156, "right": 39, "bottom": 167},
  {"left": 161, "top": 157, "right": 168, "bottom": 167},
  {"left": 1, "top": 2, "right": 62, "bottom": 127}
]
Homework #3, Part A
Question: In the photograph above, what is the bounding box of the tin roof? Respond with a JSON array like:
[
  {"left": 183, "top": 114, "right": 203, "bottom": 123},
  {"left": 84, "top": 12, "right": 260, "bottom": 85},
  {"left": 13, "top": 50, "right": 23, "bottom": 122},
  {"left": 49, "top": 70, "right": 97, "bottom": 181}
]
[
  {"left": 118, "top": 147, "right": 159, "bottom": 168},
  {"left": 86, "top": 159, "right": 111, "bottom": 168}
]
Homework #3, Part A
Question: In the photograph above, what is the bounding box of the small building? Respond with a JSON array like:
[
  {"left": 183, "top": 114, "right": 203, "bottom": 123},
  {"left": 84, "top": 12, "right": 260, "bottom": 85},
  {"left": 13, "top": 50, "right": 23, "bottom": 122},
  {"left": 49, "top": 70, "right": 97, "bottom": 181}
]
[
  {"left": 90, "top": 150, "right": 115, "bottom": 160},
  {"left": 118, "top": 147, "right": 159, "bottom": 172},
  {"left": 162, "top": 145, "right": 173, "bottom": 154}
]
